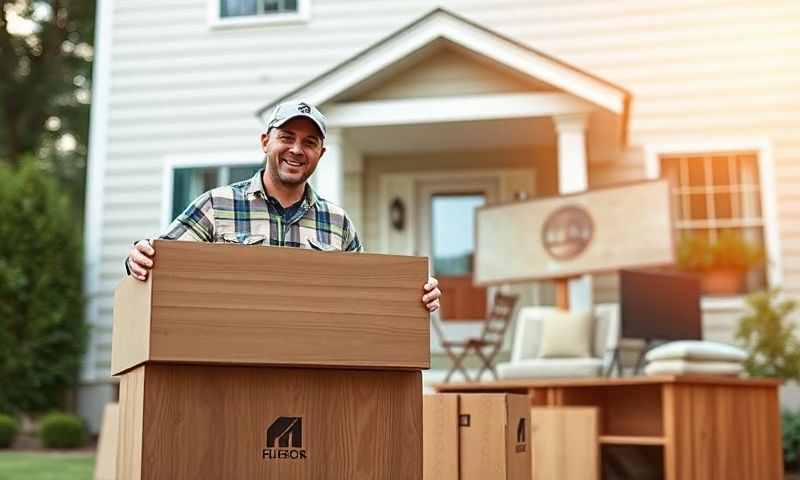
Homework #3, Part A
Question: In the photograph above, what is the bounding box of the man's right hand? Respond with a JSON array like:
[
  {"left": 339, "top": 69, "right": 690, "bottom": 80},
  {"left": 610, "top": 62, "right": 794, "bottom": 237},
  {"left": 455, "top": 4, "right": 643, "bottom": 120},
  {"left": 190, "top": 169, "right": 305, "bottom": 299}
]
[{"left": 127, "top": 239, "right": 155, "bottom": 281}]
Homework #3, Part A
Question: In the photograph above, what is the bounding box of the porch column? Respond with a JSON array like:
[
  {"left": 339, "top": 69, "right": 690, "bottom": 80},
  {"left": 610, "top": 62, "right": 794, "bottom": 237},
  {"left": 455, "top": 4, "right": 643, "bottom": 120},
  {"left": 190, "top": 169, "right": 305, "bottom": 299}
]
[
  {"left": 553, "top": 113, "right": 593, "bottom": 311},
  {"left": 312, "top": 127, "right": 345, "bottom": 205}
]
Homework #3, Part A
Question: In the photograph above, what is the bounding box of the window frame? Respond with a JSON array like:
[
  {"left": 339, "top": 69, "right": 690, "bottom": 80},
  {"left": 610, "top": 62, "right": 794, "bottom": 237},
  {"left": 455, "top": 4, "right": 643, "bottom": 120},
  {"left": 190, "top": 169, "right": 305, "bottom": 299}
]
[
  {"left": 208, "top": 0, "right": 310, "bottom": 29},
  {"left": 644, "top": 139, "right": 782, "bottom": 306},
  {"left": 162, "top": 153, "right": 263, "bottom": 231}
]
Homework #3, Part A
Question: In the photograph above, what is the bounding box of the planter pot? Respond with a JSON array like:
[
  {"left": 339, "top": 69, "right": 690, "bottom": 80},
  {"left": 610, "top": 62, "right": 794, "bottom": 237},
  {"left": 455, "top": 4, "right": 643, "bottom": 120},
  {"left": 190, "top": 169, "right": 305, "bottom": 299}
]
[{"left": 701, "top": 269, "right": 745, "bottom": 296}]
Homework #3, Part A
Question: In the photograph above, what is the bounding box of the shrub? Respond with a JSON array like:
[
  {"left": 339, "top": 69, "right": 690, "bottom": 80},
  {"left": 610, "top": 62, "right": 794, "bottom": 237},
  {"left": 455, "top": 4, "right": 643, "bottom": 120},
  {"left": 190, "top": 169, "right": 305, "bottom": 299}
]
[
  {"left": 39, "top": 412, "right": 86, "bottom": 449},
  {"left": 735, "top": 289, "right": 800, "bottom": 381},
  {"left": 0, "top": 157, "right": 87, "bottom": 414},
  {"left": 0, "top": 414, "right": 18, "bottom": 448},
  {"left": 783, "top": 409, "right": 800, "bottom": 469}
]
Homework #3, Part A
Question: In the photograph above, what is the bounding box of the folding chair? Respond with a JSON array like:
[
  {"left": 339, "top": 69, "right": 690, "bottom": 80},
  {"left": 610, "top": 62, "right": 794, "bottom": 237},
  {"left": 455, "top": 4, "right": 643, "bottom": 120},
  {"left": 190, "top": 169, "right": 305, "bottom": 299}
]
[{"left": 432, "top": 292, "right": 518, "bottom": 383}]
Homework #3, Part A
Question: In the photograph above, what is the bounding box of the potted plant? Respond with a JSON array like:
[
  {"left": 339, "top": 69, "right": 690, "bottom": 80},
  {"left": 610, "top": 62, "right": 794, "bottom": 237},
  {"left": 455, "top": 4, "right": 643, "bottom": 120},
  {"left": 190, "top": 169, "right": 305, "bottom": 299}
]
[{"left": 677, "top": 230, "right": 765, "bottom": 295}]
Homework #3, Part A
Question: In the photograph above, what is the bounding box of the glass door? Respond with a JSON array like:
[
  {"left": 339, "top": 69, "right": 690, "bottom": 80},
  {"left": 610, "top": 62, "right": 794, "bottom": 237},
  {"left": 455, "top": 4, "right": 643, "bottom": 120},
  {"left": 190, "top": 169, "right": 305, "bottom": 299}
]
[{"left": 431, "top": 193, "right": 488, "bottom": 320}]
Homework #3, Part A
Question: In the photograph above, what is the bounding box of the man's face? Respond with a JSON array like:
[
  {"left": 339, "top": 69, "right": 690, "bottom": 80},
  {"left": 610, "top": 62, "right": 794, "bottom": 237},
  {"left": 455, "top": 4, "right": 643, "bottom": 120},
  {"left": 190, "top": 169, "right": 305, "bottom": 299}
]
[{"left": 261, "top": 117, "right": 325, "bottom": 188}]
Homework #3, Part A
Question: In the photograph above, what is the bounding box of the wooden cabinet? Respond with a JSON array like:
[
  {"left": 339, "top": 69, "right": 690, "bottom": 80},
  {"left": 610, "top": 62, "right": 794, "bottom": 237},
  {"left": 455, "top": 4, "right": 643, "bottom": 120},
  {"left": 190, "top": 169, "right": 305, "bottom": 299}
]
[{"left": 437, "top": 376, "right": 782, "bottom": 480}]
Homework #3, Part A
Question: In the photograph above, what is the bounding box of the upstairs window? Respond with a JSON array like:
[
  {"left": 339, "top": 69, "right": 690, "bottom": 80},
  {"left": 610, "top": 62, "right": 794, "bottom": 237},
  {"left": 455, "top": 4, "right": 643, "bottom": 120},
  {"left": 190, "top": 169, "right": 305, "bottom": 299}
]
[
  {"left": 211, "top": 0, "right": 308, "bottom": 27},
  {"left": 660, "top": 151, "right": 767, "bottom": 294},
  {"left": 221, "top": 0, "right": 298, "bottom": 17}
]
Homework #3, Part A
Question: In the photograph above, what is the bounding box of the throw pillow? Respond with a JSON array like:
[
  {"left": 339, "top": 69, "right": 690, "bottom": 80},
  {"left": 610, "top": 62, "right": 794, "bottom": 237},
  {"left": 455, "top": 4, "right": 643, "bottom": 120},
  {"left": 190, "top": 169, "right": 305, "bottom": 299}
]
[{"left": 537, "top": 309, "right": 593, "bottom": 358}]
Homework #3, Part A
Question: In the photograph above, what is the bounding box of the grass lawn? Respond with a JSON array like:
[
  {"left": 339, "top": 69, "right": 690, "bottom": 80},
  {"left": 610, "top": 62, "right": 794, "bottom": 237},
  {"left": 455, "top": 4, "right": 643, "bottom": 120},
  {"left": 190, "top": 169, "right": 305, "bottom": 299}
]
[{"left": 0, "top": 451, "right": 94, "bottom": 480}]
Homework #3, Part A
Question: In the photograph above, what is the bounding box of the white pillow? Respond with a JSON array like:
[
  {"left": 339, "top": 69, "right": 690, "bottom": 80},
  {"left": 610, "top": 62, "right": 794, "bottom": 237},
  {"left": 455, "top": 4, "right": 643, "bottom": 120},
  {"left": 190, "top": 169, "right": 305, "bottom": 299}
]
[
  {"left": 645, "top": 340, "right": 747, "bottom": 363},
  {"left": 644, "top": 359, "right": 743, "bottom": 376},
  {"left": 537, "top": 310, "right": 593, "bottom": 358}
]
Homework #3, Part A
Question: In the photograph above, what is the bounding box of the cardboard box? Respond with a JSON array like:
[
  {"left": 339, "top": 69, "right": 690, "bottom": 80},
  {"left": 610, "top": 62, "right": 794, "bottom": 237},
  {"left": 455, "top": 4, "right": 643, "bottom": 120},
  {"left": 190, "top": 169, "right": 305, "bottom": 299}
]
[
  {"left": 112, "top": 240, "right": 430, "bottom": 375},
  {"left": 112, "top": 241, "right": 428, "bottom": 479},
  {"left": 118, "top": 364, "right": 422, "bottom": 479},
  {"left": 424, "top": 394, "right": 531, "bottom": 480}
]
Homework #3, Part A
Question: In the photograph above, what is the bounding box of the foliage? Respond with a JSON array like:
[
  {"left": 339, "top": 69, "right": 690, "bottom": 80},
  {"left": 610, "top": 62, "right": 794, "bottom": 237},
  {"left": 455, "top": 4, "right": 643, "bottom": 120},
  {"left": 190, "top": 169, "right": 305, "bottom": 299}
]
[
  {"left": 783, "top": 409, "right": 800, "bottom": 467},
  {"left": 677, "top": 230, "right": 765, "bottom": 272},
  {"left": 735, "top": 289, "right": 800, "bottom": 381},
  {"left": 38, "top": 412, "right": 85, "bottom": 449},
  {"left": 0, "top": 414, "right": 18, "bottom": 448},
  {"left": 0, "top": 157, "right": 86, "bottom": 414},
  {"left": 0, "top": 0, "right": 96, "bottom": 211}
]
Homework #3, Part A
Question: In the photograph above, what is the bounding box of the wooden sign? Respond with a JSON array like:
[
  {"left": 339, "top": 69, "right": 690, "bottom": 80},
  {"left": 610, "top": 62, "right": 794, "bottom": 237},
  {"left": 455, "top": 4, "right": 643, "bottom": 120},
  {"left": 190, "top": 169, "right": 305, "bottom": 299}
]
[{"left": 475, "top": 180, "right": 674, "bottom": 285}]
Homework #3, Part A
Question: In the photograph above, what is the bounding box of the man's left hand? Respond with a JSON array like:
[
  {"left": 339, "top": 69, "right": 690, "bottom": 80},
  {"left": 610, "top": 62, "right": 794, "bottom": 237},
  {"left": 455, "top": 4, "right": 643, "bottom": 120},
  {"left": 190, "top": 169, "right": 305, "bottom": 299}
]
[{"left": 422, "top": 276, "right": 441, "bottom": 312}]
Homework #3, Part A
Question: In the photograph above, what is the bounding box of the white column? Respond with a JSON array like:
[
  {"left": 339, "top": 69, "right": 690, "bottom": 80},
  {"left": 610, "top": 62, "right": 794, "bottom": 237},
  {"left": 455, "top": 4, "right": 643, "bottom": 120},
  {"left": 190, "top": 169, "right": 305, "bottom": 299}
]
[
  {"left": 553, "top": 113, "right": 593, "bottom": 311},
  {"left": 312, "top": 128, "right": 345, "bottom": 205}
]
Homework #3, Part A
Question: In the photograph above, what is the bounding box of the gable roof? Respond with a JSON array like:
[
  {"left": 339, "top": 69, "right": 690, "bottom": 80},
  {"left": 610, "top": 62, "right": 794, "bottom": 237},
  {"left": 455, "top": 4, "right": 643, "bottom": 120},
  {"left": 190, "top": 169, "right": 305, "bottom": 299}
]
[{"left": 255, "top": 8, "right": 631, "bottom": 133}]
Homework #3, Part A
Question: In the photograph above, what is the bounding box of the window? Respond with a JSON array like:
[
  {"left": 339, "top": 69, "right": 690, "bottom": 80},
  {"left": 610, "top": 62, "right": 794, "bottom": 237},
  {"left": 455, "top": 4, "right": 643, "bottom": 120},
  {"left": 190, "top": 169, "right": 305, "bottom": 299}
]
[
  {"left": 212, "top": 0, "right": 308, "bottom": 27},
  {"left": 660, "top": 151, "right": 767, "bottom": 292},
  {"left": 220, "top": 0, "right": 298, "bottom": 17},
  {"left": 171, "top": 164, "right": 261, "bottom": 220}
]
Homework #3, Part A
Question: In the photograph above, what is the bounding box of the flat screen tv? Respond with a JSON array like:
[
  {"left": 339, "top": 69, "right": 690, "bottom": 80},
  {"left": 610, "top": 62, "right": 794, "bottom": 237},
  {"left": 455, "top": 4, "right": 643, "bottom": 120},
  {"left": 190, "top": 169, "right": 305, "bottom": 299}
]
[{"left": 620, "top": 269, "right": 702, "bottom": 341}]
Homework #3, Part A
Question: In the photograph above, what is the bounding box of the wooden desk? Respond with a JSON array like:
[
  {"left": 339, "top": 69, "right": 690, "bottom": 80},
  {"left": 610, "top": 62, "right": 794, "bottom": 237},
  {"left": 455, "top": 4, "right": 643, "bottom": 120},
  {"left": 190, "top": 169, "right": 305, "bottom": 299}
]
[{"left": 436, "top": 375, "right": 782, "bottom": 480}]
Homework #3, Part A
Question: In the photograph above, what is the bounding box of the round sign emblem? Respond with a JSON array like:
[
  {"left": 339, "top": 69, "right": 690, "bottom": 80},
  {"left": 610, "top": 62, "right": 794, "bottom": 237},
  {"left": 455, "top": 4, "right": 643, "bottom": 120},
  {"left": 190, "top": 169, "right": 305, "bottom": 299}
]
[{"left": 541, "top": 205, "right": 594, "bottom": 260}]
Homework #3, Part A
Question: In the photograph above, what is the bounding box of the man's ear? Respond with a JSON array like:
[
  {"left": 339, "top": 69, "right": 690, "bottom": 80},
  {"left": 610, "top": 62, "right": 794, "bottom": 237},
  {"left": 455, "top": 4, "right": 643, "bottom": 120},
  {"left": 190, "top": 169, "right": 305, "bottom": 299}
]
[
  {"left": 260, "top": 132, "right": 270, "bottom": 152},
  {"left": 319, "top": 146, "right": 326, "bottom": 159}
]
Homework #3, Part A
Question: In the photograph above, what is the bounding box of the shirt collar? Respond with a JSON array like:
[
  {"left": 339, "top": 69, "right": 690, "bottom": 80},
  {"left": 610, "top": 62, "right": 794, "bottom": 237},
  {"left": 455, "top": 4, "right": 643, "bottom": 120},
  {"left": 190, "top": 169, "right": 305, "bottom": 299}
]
[{"left": 246, "top": 168, "right": 319, "bottom": 208}]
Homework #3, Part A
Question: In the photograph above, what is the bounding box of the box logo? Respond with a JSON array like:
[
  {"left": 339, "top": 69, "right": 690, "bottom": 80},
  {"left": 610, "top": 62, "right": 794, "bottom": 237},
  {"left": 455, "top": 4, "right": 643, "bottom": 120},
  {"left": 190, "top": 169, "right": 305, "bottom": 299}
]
[
  {"left": 515, "top": 418, "right": 527, "bottom": 453},
  {"left": 262, "top": 417, "right": 307, "bottom": 460}
]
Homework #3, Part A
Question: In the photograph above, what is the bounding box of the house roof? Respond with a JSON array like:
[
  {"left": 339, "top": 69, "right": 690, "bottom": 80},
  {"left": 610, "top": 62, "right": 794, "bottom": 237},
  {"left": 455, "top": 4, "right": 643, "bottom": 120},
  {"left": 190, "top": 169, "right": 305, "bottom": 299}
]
[{"left": 255, "top": 8, "right": 631, "bottom": 138}]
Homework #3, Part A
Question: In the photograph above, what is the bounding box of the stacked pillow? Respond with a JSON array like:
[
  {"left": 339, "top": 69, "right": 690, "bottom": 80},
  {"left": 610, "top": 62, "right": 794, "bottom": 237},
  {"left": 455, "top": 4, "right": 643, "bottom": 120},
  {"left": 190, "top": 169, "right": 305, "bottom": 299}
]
[{"left": 644, "top": 340, "right": 747, "bottom": 376}]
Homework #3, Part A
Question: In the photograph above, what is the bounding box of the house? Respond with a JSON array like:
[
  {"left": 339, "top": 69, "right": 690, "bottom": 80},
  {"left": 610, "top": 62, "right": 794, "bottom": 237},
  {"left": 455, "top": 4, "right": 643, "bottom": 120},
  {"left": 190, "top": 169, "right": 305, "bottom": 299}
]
[{"left": 81, "top": 0, "right": 799, "bottom": 431}]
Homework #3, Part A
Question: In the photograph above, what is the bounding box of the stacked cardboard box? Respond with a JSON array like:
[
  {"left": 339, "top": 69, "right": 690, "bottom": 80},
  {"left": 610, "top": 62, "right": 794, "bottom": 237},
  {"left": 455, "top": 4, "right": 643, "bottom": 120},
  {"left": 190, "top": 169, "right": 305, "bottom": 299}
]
[{"left": 424, "top": 394, "right": 531, "bottom": 480}]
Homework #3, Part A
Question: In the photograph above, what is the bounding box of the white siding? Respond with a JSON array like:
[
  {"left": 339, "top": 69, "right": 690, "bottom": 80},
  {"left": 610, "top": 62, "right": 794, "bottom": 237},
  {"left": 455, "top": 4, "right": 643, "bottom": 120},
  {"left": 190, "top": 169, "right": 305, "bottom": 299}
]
[{"left": 92, "top": 0, "right": 800, "bottom": 379}]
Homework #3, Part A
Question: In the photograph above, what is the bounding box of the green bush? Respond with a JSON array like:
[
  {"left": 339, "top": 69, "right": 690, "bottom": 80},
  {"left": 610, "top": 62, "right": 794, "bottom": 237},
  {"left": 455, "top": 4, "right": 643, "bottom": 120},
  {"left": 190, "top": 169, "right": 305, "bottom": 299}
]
[
  {"left": 0, "top": 414, "right": 18, "bottom": 448},
  {"left": 735, "top": 289, "right": 800, "bottom": 381},
  {"left": 39, "top": 413, "right": 85, "bottom": 449},
  {"left": 0, "top": 157, "right": 87, "bottom": 414},
  {"left": 783, "top": 409, "right": 800, "bottom": 469}
]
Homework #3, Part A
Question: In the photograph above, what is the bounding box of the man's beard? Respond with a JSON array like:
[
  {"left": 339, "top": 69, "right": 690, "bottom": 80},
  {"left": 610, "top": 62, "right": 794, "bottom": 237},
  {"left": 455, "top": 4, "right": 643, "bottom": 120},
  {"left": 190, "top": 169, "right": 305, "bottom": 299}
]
[{"left": 265, "top": 153, "right": 312, "bottom": 187}]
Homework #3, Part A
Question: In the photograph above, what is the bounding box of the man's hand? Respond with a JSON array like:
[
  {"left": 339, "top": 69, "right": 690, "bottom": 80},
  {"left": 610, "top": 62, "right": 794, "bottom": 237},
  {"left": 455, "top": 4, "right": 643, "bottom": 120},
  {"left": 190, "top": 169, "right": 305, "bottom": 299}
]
[
  {"left": 127, "top": 240, "right": 155, "bottom": 281},
  {"left": 422, "top": 276, "right": 441, "bottom": 312}
]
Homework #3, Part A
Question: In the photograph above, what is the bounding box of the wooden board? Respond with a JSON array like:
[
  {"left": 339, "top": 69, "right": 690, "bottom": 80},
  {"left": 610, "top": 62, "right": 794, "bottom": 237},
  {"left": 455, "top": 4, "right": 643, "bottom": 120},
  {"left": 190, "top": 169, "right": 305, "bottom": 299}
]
[
  {"left": 117, "top": 368, "right": 145, "bottom": 480},
  {"left": 94, "top": 403, "right": 119, "bottom": 480},
  {"left": 664, "top": 383, "right": 782, "bottom": 480},
  {"left": 112, "top": 241, "right": 430, "bottom": 375},
  {"left": 423, "top": 394, "right": 459, "bottom": 480},
  {"left": 475, "top": 180, "right": 673, "bottom": 284},
  {"left": 530, "top": 407, "right": 599, "bottom": 480},
  {"left": 118, "top": 364, "right": 421, "bottom": 480}
]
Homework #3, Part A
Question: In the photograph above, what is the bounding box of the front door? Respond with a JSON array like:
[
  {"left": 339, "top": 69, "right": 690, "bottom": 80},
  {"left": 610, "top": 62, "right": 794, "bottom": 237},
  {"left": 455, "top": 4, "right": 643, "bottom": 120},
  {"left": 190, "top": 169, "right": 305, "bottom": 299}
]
[{"left": 418, "top": 178, "right": 498, "bottom": 321}]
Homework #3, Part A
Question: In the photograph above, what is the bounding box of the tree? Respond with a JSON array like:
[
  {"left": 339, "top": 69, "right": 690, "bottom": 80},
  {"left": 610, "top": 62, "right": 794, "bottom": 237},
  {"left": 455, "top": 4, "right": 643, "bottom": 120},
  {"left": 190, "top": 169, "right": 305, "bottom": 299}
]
[
  {"left": 0, "top": 157, "right": 86, "bottom": 413},
  {"left": 0, "top": 0, "right": 95, "bottom": 211}
]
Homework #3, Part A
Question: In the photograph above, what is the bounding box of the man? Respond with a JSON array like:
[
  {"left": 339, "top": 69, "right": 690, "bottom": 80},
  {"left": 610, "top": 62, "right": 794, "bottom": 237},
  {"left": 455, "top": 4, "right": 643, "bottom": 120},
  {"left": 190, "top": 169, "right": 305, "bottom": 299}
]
[{"left": 126, "top": 100, "right": 441, "bottom": 312}]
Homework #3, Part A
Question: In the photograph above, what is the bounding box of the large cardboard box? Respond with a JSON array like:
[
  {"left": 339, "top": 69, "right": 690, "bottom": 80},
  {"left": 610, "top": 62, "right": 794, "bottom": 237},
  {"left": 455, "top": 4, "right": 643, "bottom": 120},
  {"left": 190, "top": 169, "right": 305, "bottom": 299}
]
[
  {"left": 424, "top": 394, "right": 531, "bottom": 480},
  {"left": 112, "top": 241, "right": 429, "bottom": 479}
]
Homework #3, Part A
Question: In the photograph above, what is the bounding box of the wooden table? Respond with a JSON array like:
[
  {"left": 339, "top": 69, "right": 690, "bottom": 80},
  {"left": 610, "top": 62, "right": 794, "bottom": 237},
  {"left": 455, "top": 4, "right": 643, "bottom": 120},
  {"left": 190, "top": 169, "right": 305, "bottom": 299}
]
[{"left": 436, "top": 375, "right": 782, "bottom": 480}]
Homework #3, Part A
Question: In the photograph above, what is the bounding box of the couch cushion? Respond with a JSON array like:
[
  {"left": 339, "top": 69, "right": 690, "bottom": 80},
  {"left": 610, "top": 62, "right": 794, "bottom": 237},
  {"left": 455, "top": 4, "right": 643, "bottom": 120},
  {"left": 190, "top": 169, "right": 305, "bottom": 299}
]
[
  {"left": 497, "top": 358, "right": 603, "bottom": 379},
  {"left": 645, "top": 340, "right": 747, "bottom": 363},
  {"left": 538, "top": 309, "right": 593, "bottom": 358},
  {"left": 644, "top": 359, "right": 743, "bottom": 376}
]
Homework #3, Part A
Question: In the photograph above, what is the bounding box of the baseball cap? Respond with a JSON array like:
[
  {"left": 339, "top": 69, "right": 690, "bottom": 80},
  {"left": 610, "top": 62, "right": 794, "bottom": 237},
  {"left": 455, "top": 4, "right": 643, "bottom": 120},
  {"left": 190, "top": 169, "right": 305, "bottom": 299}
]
[{"left": 265, "top": 100, "right": 327, "bottom": 139}]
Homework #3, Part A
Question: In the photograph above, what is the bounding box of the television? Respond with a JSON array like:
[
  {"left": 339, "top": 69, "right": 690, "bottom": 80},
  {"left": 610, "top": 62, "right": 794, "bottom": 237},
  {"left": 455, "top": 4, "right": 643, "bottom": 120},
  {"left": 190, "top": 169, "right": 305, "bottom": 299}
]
[{"left": 620, "top": 269, "right": 702, "bottom": 341}]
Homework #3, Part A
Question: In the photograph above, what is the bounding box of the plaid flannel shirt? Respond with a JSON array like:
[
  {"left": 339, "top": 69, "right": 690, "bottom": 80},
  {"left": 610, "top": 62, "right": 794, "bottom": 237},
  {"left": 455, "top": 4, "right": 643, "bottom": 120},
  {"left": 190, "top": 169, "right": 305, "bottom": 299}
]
[{"left": 159, "top": 169, "right": 363, "bottom": 252}]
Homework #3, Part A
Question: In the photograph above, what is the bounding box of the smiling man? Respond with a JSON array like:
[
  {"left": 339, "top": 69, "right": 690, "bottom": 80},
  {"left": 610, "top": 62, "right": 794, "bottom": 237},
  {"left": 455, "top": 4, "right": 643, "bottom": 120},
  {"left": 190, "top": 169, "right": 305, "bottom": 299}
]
[{"left": 126, "top": 100, "right": 442, "bottom": 312}]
